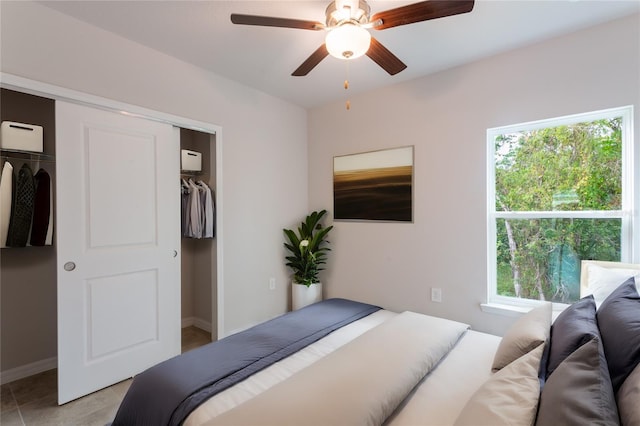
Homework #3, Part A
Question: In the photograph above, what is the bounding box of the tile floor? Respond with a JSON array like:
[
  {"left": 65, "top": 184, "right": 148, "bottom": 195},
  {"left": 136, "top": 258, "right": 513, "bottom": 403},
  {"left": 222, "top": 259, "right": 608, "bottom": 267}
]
[{"left": 0, "top": 326, "right": 212, "bottom": 426}]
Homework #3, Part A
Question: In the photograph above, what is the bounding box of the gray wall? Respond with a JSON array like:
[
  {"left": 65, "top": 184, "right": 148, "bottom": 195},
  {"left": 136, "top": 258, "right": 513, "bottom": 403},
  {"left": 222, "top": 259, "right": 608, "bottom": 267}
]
[
  {"left": 308, "top": 14, "right": 640, "bottom": 336},
  {"left": 1, "top": 89, "right": 57, "bottom": 372}
]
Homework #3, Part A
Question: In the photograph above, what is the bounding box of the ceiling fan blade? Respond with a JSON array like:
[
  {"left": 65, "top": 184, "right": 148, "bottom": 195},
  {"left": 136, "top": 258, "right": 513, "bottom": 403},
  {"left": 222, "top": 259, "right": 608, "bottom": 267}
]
[
  {"left": 366, "top": 37, "right": 407, "bottom": 76},
  {"left": 371, "top": 0, "right": 474, "bottom": 30},
  {"left": 230, "top": 14, "right": 324, "bottom": 31},
  {"left": 292, "top": 44, "right": 329, "bottom": 76}
]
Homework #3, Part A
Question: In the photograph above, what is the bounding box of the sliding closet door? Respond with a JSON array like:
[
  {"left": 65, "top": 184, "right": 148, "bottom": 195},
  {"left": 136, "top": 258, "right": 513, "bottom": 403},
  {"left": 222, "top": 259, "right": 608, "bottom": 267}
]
[{"left": 56, "top": 101, "right": 180, "bottom": 404}]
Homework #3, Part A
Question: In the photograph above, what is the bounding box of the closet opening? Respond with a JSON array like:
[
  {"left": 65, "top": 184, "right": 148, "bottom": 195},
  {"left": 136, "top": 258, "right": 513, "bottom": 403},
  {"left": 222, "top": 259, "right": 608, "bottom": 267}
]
[
  {"left": 0, "top": 88, "right": 57, "bottom": 382},
  {"left": 180, "top": 128, "right": 218, "bottom": 350},
  {"left": 1, "top": 76, "right": 224, "bottom": 393}
]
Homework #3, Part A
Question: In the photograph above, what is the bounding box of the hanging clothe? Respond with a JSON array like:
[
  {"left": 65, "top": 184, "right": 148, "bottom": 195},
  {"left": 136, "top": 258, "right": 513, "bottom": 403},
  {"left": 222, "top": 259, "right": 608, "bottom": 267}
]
[
  {"left": 44, "top": 173, "right": 53, "bottom": 246},
  {"left": 30, "top": 169, "right": 51, "bottom": 246},
  {"left": 181, "top": 178, "right": 214, "bottom": 239},
  {"left": 181, "top": 179, "right": 190, "bottom": 236},
  {"left": 0, "top": 161, "right": 14, "bottom": 248},
  {"left": 6, "top": 163, "right": 35, "bottom": 247},
  {"left": 197, "top": 180, "right": 214, "bottom": 238},
  {"left": 188, "top": 179, "right": 202, "bottom": 238}
]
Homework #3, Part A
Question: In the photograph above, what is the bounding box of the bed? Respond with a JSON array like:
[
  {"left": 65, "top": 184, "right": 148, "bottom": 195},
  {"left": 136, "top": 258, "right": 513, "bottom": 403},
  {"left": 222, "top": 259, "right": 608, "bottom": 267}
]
[{"left": 111, "top": 261, "right": 640, "bottom": 426}]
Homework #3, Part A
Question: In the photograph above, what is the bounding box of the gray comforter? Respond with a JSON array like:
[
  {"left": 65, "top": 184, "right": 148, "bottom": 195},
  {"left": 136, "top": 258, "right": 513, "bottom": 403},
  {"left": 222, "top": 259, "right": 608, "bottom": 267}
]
[{"left": 111, "top": 298, "right": 381, "bottom": 426}]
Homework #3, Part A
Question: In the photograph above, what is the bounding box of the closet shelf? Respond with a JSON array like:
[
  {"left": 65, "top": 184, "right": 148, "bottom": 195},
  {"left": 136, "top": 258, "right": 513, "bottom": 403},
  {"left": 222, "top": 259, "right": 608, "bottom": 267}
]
[
  {"left": 181, "top": 169, "right": 203, "bottom": 176},
  {"left": 1, "top": 148, "right": 55, "bottom": 162}
]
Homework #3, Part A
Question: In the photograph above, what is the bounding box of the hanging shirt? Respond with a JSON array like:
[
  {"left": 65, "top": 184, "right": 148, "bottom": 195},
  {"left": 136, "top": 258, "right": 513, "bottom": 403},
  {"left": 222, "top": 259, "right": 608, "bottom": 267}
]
[
  {"left": 7, "top": 163, "right": 35, "bottom": 247},
  {"left": 44, "top": 174, "right": 54, "bottom": 246},
  {"left": 0, "top": 161, "right": 14, "bottom": 248},
  {"left": 188, "top": 179, "right": 202, "bottom": 238},
  {"left": 198, "top": 181, "right": 214, "bottom": 239},
  {"left": 180, "top": 177, "right": 215, "bottom": 239},
  {"left": 181, "top": 179, "right": 190, "bottom": 237},
  {"left": 30, "top": 169, "right": 51, "bottom": 246}
]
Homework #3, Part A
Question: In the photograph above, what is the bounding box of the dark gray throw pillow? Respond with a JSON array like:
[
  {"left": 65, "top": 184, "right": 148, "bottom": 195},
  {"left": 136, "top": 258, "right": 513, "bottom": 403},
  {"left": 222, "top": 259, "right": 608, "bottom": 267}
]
[
  {"left": 547, "top": 295, "right": 598, "bottom": 378},
  {"left": 536, "top": 337, "right": 619, "bottom": 426},
  {"left": 596, "top": 277, "right": 640, "bottom": 392}
]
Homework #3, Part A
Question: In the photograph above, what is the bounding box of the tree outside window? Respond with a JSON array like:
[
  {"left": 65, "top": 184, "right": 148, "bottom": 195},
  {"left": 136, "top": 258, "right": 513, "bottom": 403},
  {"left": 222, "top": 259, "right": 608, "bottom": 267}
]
[{"left": 488, "top": 107, "right": 634, "bottom": 306}]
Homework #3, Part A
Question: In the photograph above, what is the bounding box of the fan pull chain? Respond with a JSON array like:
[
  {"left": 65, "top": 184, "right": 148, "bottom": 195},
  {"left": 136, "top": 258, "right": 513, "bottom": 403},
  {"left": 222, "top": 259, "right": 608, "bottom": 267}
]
[{"left": 344, "top": 61, "right": 351, "bottom": 110}]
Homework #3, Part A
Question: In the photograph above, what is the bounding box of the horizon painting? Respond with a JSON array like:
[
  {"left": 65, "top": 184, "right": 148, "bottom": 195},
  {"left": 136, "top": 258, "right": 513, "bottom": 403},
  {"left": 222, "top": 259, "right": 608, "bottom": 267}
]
[{"left": 333, "top": 146, "right": 413, "bottom": 222}]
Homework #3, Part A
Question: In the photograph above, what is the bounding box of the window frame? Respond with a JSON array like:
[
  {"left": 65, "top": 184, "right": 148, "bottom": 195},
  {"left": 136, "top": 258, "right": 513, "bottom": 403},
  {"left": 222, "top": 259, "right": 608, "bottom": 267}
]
[{"left": 486, "top": 106, "right": 636, "bottom": 311}]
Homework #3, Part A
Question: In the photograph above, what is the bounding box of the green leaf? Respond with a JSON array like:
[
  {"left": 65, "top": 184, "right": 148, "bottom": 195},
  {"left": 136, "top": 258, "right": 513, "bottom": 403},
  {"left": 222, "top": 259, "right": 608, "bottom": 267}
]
[{"left": 282, "top": 210, "right": 333, "bottom": 284}]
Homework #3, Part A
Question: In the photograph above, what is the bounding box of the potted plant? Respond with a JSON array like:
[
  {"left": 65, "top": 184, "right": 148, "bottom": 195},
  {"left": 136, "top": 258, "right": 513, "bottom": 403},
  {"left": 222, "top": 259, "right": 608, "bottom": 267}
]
[{"left": 283, "top": 210, "right": 333, "bottom": 310}]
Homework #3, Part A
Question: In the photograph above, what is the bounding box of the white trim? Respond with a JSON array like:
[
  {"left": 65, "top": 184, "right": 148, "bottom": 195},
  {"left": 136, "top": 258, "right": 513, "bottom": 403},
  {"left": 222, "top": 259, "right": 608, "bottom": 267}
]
[
  {"left": 193, "top": 318, "right": 213, "bottom": 333},
  {"left": 494, "top": 210, "right": 626, "bottom": 219},
  {"left": 215, "top": 134, "right": 225, "bottom": 339},
  {"left": 620, "top": 106, "right": 636, "bottom": 262},
  {"left": 486, "top": 105, "right": 636, "bottom": 309},
  {"left": 480, "top": 303, "right": 530, "bottom": 318},
  {"left": 480, "top": 302, "right": 565, "bottom": 323},
  {"left": 0, "top": 357, "right": 57, "bottom": 385},
  {"left": 489, "top": 106, "right": 633, "bottom": 136},
  {"left": 0, "top": 73, "right": 219, "bottom": 134},
  {"left": 182, "top": 316, "right": 196, "bottom": 328},
  {"left": 182, "top": 317, "right": 213, "bottom": 333}
]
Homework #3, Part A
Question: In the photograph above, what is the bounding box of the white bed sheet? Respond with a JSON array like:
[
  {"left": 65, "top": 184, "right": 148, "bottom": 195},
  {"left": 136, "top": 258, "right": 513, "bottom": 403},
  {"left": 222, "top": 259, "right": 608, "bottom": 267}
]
[
  {"left": 385, "top": 330, "right": 501, "bottom": 426},
  {"left": 185, "top": 310, "right": 500, "bottom": 426}
]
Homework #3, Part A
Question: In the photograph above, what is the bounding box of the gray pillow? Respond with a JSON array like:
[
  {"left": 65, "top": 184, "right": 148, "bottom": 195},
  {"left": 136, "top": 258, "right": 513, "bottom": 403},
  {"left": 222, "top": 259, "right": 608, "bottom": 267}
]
[
  {"left": 617, "top": 362, "right": 640, "bottom": 426},
  {"left": 535, "top": 337, "right": 619, "bottom": 426},
  {"left": 547, "top": 295, "right": 598, "bottom": 378},
  {"left": 492, "top": 303, "right": 551, "bottom": 372},
  {"left": 597, "top": 277, "right": 640, "bottom": 392}
]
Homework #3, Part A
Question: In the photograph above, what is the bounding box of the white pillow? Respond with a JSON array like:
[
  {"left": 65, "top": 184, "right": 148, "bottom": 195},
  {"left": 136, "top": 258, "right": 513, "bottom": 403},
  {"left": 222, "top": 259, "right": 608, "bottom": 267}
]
[{"left": 584, "top": 264, "right": 640, "bottom": 309}]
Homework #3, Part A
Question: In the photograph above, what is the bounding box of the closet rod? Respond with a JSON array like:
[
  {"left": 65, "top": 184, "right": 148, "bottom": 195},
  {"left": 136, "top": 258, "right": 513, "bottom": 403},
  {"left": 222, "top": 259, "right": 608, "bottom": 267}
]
[
  {"left": 1, "top": 148, "right": 55, "bottom": 163},
  {"left": 1, "top": 154, "right": 56, "bottom": 163}
]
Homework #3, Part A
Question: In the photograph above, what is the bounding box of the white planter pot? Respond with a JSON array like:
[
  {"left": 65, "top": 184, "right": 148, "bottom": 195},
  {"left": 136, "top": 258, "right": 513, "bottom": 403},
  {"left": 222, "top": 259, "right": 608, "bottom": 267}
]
[{"left": 292, "top": 282, "right": 323, "bottom": 310}]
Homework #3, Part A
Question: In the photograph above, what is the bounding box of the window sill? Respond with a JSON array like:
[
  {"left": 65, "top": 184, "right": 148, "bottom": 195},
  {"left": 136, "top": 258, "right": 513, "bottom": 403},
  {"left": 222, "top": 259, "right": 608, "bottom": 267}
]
[
  {"left": 481, "top": 302, "right": 567, "bottom": 321},
  {"left": 480, "top": 303, "right": 532, "bottom": 318}
]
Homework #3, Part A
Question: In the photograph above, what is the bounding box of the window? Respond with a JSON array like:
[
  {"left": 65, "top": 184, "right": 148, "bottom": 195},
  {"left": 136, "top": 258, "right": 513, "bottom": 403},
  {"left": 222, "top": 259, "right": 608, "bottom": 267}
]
[{"left": 487, "top": 106, "right": 635, "bottom": 309}]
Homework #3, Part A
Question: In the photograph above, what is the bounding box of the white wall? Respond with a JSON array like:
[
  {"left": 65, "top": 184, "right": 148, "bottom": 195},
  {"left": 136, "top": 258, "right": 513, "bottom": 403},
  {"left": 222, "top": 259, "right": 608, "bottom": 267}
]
[
  {"left": 0, "top": 1, "right": 308, "bottom": 371},
  {"left": 308, "top": 14, "right": 640, "bottom": 336}
]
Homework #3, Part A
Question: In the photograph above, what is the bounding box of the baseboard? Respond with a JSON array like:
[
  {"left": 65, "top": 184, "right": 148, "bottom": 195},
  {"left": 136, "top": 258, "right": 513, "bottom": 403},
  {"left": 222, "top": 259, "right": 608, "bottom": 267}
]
[
  {"left": 0, "top": 356, "right": 57, "bottom": 385},
  {"left": 182, "top": 316, "right": 212, "bottom": 333},
  {"left": 3, "top": 319, "right": 212, "bottom": 385}
]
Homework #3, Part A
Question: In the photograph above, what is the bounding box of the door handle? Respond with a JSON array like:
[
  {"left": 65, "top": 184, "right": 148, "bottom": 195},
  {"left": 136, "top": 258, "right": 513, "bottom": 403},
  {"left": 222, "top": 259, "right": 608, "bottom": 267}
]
[
  {"left": 173, "top": 250, "right": 178, "bottom": 258},
  {"left": 63, "top": 262, "right": 76, "bottom": 271}
]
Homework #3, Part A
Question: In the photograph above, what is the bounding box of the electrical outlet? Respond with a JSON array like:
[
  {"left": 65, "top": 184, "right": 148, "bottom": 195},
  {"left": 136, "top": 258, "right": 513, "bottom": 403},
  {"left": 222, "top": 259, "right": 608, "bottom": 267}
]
[
  {"left": 269, "top": 278, "right": 276, "bottom": 291},
  {"left": 431, "top": 288, "right": 442, "bottom": 303}
]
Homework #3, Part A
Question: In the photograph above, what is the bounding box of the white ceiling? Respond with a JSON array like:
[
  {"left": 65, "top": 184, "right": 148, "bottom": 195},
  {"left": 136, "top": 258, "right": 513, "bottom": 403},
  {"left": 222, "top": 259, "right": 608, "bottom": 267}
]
[{"left": 40, "top": 0, "right": 640, "bottom": 109}]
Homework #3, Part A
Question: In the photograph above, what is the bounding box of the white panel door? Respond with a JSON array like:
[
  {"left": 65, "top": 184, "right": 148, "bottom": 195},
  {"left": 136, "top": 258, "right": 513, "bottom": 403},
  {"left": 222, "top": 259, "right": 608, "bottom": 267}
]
[{"left": 56, "top": 101, "right": 180, "bottom": 404}]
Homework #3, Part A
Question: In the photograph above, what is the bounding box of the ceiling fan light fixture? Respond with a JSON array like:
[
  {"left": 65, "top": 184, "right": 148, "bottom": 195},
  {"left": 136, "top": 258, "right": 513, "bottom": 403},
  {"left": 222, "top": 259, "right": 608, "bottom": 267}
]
[
  {"left": 328, "top": 0, "right": 370, "bottom": 25},
  {"left": 325, "top": 24, "right": 371, "bottom": 60}
]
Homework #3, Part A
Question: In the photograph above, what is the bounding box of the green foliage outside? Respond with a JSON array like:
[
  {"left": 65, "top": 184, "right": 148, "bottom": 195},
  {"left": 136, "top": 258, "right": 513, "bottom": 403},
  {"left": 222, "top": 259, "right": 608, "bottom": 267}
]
[{"left": 495, "top": 118, "right": 622, "bottom": 303}]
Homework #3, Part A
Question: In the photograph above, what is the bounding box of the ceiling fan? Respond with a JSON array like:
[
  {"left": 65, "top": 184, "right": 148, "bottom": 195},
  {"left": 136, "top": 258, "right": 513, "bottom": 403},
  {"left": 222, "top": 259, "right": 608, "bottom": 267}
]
[{"left": 230, "top": 0, "right": 475, "bottom": 77}]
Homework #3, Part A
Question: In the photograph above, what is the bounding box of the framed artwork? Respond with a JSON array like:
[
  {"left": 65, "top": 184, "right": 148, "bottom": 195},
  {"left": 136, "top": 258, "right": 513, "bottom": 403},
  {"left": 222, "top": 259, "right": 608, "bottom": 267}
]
[{"left": 333, "top": 146, "right": 413, "bottom": 222}]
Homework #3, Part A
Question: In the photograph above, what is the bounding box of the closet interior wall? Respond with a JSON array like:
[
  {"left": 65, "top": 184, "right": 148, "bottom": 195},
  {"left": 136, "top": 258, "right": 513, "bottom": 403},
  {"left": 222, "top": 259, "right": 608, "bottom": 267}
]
[
  {"left": 180, "top": 128, "right": 216, "bottom": 338},
  {"left": 0, "top": 89, "right": 57, "bottom": 375}
]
